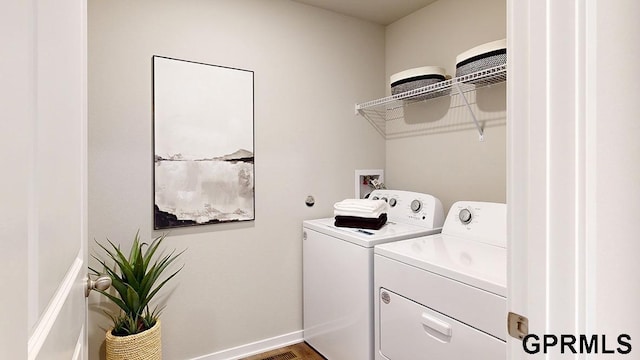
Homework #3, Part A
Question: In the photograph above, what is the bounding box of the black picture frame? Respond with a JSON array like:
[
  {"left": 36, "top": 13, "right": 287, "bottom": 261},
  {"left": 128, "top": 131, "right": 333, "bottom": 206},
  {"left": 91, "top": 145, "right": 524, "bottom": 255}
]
[{"left": 152, "top": 56, "right": 255, "bottom": 229}]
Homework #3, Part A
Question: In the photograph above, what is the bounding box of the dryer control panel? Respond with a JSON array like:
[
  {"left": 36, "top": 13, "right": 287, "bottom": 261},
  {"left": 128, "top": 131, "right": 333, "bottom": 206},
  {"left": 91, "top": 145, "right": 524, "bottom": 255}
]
[
  {"left": 369, "top": 190, "right": 444, "bottom": 229},
  {"left": 443, "top": 201, "right": 506, "bottom": 248}
]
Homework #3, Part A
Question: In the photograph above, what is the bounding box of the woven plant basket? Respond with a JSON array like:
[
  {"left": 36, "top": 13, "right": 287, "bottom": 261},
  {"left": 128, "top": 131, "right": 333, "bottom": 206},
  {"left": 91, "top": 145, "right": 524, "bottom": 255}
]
[{"left": 106, "top": 320, "right": 162, "bottom": 360}]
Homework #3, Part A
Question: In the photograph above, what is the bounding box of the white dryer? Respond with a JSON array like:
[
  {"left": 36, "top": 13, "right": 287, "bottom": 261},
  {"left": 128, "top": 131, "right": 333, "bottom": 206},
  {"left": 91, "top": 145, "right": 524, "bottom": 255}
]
[
  {"left": 303, "top": 190, "right": 445, "bottom": 360},
  {"left": 374, "top": 201, "right": 507, "bottom": 360}
]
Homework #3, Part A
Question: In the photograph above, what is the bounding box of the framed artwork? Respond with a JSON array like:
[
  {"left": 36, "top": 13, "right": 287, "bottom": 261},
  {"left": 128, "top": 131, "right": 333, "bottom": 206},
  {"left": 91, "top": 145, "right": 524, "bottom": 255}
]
[{"left": 153, "top": 56, "right": 254, "bottom": 229}]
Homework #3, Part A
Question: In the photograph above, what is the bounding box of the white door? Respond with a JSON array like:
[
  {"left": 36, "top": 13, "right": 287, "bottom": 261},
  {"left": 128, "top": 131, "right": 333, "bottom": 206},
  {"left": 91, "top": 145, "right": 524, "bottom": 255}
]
[
  {"left": 1, "top": 0, "right": 89, "bottom": 359},
  {"left": 508, "top": 0, "right": 640, "bottom": 359},
  {"left": 506, "top": 1, "right": 582, "bottom": 356}
]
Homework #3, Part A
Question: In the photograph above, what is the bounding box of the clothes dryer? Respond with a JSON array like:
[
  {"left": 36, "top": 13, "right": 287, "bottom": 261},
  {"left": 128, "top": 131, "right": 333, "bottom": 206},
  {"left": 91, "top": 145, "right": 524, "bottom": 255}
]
[
  {"left": 303, "top": 190, "right": 444, "bottom": 360},
  {"left": 374, "top": 201, "right": 507, "bottom": 360}
]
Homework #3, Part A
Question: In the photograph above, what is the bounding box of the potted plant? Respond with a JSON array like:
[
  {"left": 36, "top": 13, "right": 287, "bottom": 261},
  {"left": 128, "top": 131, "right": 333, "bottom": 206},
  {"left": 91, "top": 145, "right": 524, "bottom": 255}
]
[{"left": 90, "top": 231, "right": 184, "bottom": 360}]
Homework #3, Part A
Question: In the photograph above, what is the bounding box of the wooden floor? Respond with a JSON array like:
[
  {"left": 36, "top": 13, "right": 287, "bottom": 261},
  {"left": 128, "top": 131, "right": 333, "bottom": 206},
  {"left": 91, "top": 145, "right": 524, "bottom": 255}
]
[{"left": 240, "top": 342, "right": 325, "bottom": 360}]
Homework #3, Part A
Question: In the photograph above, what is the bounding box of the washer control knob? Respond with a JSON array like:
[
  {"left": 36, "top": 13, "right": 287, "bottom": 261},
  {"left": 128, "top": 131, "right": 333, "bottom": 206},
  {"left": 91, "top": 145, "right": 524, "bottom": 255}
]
[
  {"left": 372, "top": 196, "right": 379, "bottom": 200},
  {"left": 459, "top": 208, "right": 473, "bottom": 224},
  {"left": 410, "top": 200, "right": 422, "bottom": 213},
  {"left": 381, "top": 197, "right": 388, "bottom": 203},
  {"left": 388, "top": 198, "right": 397, "bottom": 207}
]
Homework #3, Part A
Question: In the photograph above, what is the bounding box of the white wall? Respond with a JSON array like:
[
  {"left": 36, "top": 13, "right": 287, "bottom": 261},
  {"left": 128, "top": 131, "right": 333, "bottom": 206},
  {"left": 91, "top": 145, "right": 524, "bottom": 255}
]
[
  {"left": 87, "top": 1, "right": 385, "bottom": 359},
  {"left": 385, "top": 0, "right": 507, "bottom": 212}
]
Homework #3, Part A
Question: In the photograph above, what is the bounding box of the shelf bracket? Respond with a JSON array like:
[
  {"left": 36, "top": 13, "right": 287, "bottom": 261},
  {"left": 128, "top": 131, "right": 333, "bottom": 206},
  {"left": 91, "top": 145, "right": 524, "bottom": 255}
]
[{"left": 453, "top": 82, "right": 484, "bottom": 141}]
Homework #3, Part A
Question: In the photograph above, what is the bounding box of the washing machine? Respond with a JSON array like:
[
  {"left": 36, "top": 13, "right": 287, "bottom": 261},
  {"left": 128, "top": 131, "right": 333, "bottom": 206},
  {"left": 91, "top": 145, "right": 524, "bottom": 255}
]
[
  {"left": 374, "top": 201, "right": 507, "bottom": 360},
  {"left": 303, "top": 190, "right": 445, "bottom": 360}
]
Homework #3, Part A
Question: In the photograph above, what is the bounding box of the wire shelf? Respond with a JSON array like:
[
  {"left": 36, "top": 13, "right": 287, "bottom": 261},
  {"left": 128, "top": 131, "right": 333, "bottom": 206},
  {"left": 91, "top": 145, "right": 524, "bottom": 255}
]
[{"left": 355, "top": 64, "right": 507, "bottom": 139}]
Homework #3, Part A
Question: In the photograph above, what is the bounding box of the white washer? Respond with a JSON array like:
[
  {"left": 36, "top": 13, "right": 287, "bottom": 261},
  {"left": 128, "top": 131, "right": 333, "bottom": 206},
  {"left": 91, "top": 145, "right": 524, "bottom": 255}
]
[
  {"left": 303, "top": 190, "right": 445, "bottom": 360},
  {"left": 374, "top": 201, "right": 507, "bottom": 360}
]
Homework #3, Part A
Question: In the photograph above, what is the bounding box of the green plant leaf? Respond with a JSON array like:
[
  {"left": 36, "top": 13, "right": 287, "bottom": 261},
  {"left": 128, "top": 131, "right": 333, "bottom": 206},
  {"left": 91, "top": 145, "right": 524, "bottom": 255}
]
[
  {"left": 130, "top": 231, "right": 146, "bottom": 282},
  {"left": 95, "top": 289, "right": 130, "bottom": 314},
  {"left": 129, "top": 230, "right": 141, "bottom": 264},
  {"left": 138, "top": 249, "right": 185, "bottom": 303},
  {"left": 125, "top": 284, "right": 141, "bottom": 315},
  {"left": 139, "top": 265, "right": 184, "bottom": 311},
  {"left": 105, "top": 238, "right": 141, "bottom": 290},
  {"left": 142, "top": 234, "right": 165, "bottom": 270}
]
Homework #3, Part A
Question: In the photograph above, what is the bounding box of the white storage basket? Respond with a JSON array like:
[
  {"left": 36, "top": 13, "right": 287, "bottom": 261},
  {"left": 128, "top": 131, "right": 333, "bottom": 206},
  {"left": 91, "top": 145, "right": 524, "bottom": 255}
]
[
  {"left": 390, "top": 66, "right": 447, "bottom": 100},
  {"left": 455, "top": 39, "right": 506, "bottom": 79}
]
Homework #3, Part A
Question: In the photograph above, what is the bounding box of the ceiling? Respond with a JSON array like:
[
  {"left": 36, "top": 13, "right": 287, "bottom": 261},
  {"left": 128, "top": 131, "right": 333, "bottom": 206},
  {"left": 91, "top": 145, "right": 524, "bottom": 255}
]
[{"left": 291, "top": 0, "right": 439, "bottom": 25}]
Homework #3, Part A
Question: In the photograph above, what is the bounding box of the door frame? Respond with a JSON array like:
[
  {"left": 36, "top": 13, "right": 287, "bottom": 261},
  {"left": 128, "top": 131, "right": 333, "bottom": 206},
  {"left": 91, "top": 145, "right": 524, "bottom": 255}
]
[{"left": 507, "top": 0, "right": 598, "bottom": 357}]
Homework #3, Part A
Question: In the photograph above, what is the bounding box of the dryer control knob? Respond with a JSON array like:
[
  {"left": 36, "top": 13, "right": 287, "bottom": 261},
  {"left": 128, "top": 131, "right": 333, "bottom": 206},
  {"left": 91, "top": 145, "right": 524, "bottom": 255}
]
[
  {"left": 389, "top": 198, "right": 397, "bottom": 207},
  {"left": 459, "top": 208, "right": 473, "bottom": 224},
  {"left": 381, "top": 197, "right": 388, "bottom": 203},
  {"left": 410, "top": 200, "right": 422, "bottom": 213},
  {"left": 372, "top": 196, "right": 379, "bottom": 200}
]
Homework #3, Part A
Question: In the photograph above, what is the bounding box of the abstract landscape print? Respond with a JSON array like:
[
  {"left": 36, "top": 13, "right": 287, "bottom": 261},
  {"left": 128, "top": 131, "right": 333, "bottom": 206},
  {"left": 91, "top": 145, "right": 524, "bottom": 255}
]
[{"left": 153, "top": 56, "right": 254, "bottom": 229}]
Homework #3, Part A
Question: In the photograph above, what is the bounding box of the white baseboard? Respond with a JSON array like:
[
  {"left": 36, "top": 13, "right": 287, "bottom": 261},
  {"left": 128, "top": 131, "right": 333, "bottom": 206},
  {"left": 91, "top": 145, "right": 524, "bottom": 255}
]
[{"left": 189, "top": 330, "right": 304, "bottom": 360}]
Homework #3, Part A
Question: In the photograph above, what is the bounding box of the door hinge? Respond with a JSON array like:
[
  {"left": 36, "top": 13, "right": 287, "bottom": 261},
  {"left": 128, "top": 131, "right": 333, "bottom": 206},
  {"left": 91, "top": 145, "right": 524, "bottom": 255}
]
[{"left": 507, "top": 312, "right": 529, "bottom": 340}]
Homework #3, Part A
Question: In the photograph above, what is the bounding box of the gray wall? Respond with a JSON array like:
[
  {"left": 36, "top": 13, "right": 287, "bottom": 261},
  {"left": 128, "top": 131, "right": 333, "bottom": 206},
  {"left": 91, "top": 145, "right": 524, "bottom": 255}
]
[
  {"left": 87, "top": 1, "right": 385, "bottom": 358},
  {"left": 384, "top": 0, "right": 507, "bottom": 212}
]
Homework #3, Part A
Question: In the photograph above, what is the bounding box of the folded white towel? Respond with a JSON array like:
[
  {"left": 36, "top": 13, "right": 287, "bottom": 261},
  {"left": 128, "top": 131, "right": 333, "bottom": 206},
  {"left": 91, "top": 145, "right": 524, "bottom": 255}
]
[
  {"left": 333, "top": 199, "right": 389, "bottom": 218},
  {"left": 334, "top": 199, "right": 388, "bottom": 212}
]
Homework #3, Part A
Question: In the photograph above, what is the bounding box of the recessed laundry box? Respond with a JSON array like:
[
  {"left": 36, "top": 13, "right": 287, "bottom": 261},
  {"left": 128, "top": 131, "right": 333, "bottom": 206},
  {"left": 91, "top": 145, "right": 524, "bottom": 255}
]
[
  {"left": 390, "top": 66, "right": 447, "bottom": 99},
  {"left": 455, "top": 39, "right": 507, "bottom": 78}
]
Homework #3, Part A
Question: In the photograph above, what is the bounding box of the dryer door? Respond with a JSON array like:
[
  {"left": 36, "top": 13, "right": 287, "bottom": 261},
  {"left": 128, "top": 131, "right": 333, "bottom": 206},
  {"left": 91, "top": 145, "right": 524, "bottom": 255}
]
[{"left": 378, "top": 289, "right": 505, "bottom": 360}]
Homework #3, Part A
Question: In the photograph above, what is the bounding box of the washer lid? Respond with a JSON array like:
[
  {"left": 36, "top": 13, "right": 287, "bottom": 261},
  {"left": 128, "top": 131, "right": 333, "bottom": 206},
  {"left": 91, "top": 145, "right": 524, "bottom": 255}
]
[
  {"left": 303, "top": 218, "right": 442, "bottom": 248},
  {"left": 375, "top": 233, "right": 506, "bottom": 297}
]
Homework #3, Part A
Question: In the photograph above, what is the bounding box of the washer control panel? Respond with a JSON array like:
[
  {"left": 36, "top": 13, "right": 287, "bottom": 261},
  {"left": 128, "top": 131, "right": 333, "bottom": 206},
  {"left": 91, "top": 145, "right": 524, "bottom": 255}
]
[
  {"left": 369, "top": 190, "right": 444, "bottom": 229},
  {"left": 443, "top": 201, "right": 506, "bottom": 248}
]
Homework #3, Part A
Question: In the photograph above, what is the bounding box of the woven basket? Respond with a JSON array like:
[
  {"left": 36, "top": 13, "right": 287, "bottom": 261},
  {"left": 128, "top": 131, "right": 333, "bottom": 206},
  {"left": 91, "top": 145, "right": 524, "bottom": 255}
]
[{"left": 106, "top": 320, "right": 162, "bottom": 360}]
